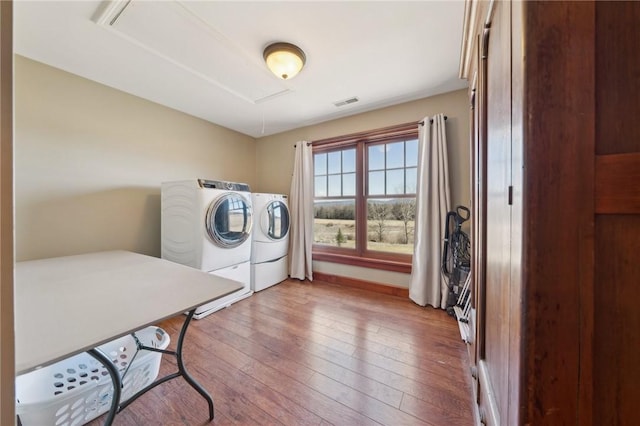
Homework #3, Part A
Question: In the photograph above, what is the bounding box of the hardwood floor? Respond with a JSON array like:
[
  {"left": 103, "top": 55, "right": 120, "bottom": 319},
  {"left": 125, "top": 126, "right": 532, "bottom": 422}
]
[{"left": 88, "top": 279, "right": 474, "bottom": 425}]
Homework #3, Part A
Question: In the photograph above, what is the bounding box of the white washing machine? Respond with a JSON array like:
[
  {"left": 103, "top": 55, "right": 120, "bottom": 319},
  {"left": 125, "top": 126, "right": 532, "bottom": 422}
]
[
  {"left": 251, "top": 193, "right": 290, "bottom": 292},
  {"left": 161, "top": 179, "right": 253, "bottom": 319}
]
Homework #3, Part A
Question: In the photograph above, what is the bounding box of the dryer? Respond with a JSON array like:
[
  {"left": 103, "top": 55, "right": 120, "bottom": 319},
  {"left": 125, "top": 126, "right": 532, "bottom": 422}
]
[
  {"left": 251, "top": 193, "right": 290, "bottom": 292},
  {"left": 161, "top": 179, "right": 253, "bottom": 319}
]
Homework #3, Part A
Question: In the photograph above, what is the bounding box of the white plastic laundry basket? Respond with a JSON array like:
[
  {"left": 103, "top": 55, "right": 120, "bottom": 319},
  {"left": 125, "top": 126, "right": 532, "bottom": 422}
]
[{"left": 16, "top": 326, "right": 170, "bottom": 426}]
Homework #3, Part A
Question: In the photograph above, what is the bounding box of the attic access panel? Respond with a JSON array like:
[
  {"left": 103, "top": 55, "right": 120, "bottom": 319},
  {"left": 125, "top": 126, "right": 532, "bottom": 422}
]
[{"left": 94, "top": 0, "right": 290, "bottom": 104}]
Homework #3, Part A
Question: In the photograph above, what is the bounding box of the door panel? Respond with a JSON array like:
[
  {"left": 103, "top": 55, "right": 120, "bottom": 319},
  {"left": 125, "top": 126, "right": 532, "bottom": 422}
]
[
  {"left": 593, "top": 2, "right": 640, "bottom": 423},
  {"left": 594, "top": 216, "right": 640, "bottom": 424},
  {"left": 481, "top": 1, "right": 511, "bottom": 423}
]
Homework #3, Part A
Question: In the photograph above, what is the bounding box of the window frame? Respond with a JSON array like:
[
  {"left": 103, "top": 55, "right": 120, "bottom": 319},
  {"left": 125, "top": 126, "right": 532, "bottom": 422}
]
[{"left": 311, "top": 122, "right": 420, "bottom": 273}]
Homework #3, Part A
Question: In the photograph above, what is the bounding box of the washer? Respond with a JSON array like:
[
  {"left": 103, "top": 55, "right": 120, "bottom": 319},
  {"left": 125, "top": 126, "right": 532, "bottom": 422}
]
[
  {"left": 251, "top": 193, "right": 290, "bottom": 292},
  {"left": 161, "top": 179, "right": 253, "bottom": 319}
]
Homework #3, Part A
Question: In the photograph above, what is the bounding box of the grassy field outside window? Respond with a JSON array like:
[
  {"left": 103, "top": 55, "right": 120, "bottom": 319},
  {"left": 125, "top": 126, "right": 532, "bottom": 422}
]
[{"left": 312, "top": 125, "right": 419, "bottom": 265}]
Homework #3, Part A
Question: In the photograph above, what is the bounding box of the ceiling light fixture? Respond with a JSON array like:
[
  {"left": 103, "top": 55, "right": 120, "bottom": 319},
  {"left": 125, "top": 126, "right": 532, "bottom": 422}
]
[{"left": 263, "top": 42, "right": 306, "bottom": 80}]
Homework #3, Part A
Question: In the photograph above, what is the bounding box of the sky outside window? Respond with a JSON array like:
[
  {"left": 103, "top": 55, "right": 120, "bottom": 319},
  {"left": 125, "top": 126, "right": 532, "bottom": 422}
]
[
  {"left": 386, "top": 142, "right": 404, "bottom": 169},
  {"left": 314, "top": 148, "right": 356, "bottom": 197},
  {"left": 312, "top": 128, "right": 419, "bottom": 259},
  {"left": 367, "top": 139, "right": 418, "bottom": 196}
]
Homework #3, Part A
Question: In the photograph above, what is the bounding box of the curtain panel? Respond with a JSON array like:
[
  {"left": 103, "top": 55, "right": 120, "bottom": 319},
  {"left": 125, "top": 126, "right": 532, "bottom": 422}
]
[
  {"left": 289, "top": 141, "right": 314, "bottom": 281},
  {"left": 409, "top": 114, "right": 451, "bottom": 308}
]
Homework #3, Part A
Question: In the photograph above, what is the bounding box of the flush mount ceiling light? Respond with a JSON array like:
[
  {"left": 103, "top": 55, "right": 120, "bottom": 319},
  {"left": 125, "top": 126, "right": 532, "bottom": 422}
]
[{"left": 263, "top": 42, "right": 306, "bottom": 80}]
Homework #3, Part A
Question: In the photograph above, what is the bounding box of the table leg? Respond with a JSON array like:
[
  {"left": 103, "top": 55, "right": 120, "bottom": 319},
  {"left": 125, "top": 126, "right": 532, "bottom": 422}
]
[
  {"left": 88, "top": 309, "right": 215, "bottom": 423},
  {"left": 87, "top": 347, "right": 122, "bottom": 426},
  {"left": 178, "top": 309, "right": 215, "bottom": 421}
]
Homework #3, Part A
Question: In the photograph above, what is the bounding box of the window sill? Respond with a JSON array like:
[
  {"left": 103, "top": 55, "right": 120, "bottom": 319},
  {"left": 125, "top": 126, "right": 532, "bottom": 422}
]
[{"left": 312, "top": 251, "right": 412, "bottom": 274}]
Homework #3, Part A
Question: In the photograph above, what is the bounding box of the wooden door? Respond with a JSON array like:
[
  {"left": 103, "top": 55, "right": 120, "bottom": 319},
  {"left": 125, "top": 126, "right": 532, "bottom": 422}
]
[
  {"left": 476, "top": 1, "right": 512, "bottom": 424},
  {"left": 520, "top": 1, "right": 596, "bottom": 423},
  {"left": 592, "top": 2, "right": 640, "bottom": 423},
  {"left": 464, "top": 2, "right": 640, "bottom": 424},
  {"left": 468, "top": 39, "right": 480, "bottom": 376}
]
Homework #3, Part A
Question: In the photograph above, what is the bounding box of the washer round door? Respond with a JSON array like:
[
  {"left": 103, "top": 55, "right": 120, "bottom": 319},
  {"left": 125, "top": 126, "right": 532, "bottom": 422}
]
[
  {"left": 205, "top": 193, "right": 253, "bottom": 248},
  {"left": 261, "top": 200, "right": 290, "bottom": 241}
]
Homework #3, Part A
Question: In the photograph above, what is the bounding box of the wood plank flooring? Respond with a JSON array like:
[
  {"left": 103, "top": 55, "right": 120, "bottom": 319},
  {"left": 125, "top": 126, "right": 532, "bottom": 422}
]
[{"left": 88, "top": 279, "right": 475, "bottom": 425}]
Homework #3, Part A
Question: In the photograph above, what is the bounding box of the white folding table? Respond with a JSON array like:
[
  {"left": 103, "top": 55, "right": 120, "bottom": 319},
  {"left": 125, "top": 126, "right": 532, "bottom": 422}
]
[{"left": 15, "top": 250, "right": 243, "bottom": 425}]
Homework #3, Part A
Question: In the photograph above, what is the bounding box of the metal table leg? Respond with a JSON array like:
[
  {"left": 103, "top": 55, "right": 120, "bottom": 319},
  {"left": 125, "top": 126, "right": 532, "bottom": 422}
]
[
  {"left": 116, "top": 309, "right": 215, "bottom": 421},
  {"left": 87, "top": 348, "right": 122, "bottom": 426},
  {"left": 84, "top": 309, "right": 214, "bottom": 423},
  {"left": 177, "top": 309, "right": 215, "bottom": 420}
]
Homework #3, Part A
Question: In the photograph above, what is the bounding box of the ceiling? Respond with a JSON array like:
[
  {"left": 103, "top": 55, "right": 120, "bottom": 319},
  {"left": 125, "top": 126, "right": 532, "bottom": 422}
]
[{"left": 14, "top": 1, "right": 467, "bottom": 138}]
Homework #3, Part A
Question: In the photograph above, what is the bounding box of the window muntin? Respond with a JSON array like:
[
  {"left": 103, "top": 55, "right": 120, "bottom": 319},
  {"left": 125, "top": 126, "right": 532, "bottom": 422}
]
[
  {"left": 313, "top": 146, "right": 357, "bottom": 249},
  {"left": 313, "top": 133, "right": 418, "bottom": 263},
  {"left": 367, "top": 139, "right": 418, "bottom": 196},
  {"left": 365, "top": 139, "right": 417, "bottom": 253},
  {"left": 314, "top": 148, "right": 356, "bottom": 199}
]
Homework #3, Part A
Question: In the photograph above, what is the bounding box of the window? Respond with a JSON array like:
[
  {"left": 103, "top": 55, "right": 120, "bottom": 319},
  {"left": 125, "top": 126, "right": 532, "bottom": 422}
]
[
  {"left": 366, "top": 139, "right": 418, "bottom": 253},
  {"left": 314, "top": 147, "right": 357, "bottom": 249},
  {"left": 312, "top": 123, "right": 419, "bottom": 272}
]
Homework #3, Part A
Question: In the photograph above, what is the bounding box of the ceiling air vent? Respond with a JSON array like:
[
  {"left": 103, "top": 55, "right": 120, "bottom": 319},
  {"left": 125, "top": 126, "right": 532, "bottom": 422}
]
[{"left": 333, "top": 97, "right": 359, "bottom": 107}]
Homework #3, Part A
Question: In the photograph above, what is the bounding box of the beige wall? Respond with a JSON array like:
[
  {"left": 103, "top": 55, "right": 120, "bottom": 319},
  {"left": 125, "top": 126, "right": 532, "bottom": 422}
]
[
  {"left": 255, "top": 89, "right": 470, "bottom": 288},
  {"left": 15, "top": 55, "right": 470, "bottom": 288},
  {"left": 14, "top": 56, "right": 256, "bottom": 261},
  {"left": 255, "top": 89, "right": 470, "bottom": 207}
]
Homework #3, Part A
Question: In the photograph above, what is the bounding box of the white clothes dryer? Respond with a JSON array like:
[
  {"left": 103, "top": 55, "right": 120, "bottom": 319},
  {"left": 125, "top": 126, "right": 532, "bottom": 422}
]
[
  {"left": 250, "top": 193, "right": 290, "bottom": 292},
  {"left": 161, "top": 179, "right": 253, "bottom": 319}
]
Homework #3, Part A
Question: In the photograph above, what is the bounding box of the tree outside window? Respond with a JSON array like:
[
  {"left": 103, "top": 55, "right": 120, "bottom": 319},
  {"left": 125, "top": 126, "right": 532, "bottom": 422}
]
[{"left": 312, "top": 127, "right": 418, "bottom": 269}]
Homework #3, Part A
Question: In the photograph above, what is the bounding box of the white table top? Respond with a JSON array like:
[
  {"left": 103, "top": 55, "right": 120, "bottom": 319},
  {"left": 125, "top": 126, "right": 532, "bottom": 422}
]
[{"left": 15, "top": 250, "right": 242, "bottom": 375}]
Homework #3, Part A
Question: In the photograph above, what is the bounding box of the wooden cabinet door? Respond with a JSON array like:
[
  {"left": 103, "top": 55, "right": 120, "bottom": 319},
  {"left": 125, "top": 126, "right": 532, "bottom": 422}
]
[
  {"left": 476, "top": 1, "right": 514, "bottom": 424},
  {"left": 593, "top": 2, "right": 640, "bottom": 423},
  {"left": 468, "top": 39, "right": 480, "bottom": 380}
]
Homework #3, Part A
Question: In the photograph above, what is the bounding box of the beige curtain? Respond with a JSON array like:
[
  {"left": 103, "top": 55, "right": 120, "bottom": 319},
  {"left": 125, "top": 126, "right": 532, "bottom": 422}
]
[
  {"left": 409, "top": 114, "right": 451, "bottom": 308},
  {"left": 289, "top": 141, "right": 314, "bottom": 281}
]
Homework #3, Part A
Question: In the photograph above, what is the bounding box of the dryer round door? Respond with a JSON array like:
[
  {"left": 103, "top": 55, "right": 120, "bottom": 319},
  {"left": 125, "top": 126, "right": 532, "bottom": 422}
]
[
  {"left": 205, "top": 193, "right": 253, "bottom": 248},
  {"left": 261, "top": 200, "right": 290, "bottom": 241}
]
